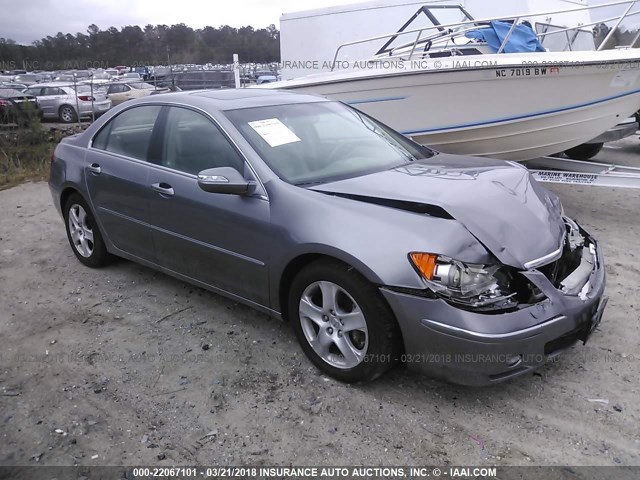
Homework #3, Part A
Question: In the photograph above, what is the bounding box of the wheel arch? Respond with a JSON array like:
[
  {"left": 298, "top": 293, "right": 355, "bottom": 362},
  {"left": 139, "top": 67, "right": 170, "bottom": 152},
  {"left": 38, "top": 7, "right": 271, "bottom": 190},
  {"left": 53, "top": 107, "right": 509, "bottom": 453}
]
[
  {"left": 276, "top": 249, "right": 385, "bottom": 322},
  {"left": 58, "top": 103, "right": 76, "bottom": 112},
  {"left": 59, "top": 186, "right": 85, "bottom": 213},
  {"left": 278, "top": 252, "right": 407, "bottom": 373}
]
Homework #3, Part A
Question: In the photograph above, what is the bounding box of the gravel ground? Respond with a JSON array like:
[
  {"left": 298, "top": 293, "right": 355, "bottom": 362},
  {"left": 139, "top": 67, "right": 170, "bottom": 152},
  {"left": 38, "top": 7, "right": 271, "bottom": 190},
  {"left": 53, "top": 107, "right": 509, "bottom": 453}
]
[{"left": 0, "top": 139, "right": 639, "bottom": 467}]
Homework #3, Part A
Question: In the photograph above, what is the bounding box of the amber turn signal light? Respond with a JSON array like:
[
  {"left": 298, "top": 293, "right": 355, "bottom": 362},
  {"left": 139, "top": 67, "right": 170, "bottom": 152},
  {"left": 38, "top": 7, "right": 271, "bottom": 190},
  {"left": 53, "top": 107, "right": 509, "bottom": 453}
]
[{"left": 409, "top": 252, "right": 438, "bottom": 280}]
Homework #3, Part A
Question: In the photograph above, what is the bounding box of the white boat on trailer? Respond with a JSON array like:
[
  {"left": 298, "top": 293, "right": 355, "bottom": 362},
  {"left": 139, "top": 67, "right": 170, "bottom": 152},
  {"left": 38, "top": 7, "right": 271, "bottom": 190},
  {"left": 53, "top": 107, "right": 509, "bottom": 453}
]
[{"left": 262, "top": 1, "right": 640, "bottom": 162}]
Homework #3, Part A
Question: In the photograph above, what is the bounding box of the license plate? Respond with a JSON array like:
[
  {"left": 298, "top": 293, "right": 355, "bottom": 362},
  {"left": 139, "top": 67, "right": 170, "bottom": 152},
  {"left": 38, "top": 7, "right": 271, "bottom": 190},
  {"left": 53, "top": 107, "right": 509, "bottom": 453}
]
[
  {"left": 99, "top": 104, "right": 109, "bottom": 110},
  {"left": 583, "top": 296, "right": 608, "bottom": 344}
]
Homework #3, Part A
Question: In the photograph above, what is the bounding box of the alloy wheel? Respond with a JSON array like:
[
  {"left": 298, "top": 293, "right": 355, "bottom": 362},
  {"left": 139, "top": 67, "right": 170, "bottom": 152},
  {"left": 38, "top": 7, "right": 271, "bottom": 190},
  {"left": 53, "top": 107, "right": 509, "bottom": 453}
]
[
  {"left": 60, "top": 106, "right": 76, "bottom": 123},
  {"left": 298, "top": 281, "right": 369, "bottom": 369},
  {"left": 68, "top": 204, "right": 94, "bottom": 257}
]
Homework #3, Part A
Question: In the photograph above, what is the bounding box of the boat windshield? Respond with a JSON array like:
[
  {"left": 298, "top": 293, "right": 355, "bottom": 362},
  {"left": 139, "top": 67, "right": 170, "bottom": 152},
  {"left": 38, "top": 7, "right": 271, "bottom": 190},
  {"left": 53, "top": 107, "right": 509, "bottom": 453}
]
[
  {"left": 225, "top": 101, "right": 434, "bottom": 186},
  {"left": 377, "top": 5, "right": 476, "bottom": 55},
  {"left": 535, "top": 22, "right": 596, "bottom": 51}
]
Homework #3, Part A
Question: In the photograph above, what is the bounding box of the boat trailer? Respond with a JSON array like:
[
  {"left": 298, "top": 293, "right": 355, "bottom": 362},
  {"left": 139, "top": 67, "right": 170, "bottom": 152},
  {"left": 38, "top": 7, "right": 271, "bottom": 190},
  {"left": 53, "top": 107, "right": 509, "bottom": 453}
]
[{"left": 523, "top": 155, "right": 640, "bottom": 189}]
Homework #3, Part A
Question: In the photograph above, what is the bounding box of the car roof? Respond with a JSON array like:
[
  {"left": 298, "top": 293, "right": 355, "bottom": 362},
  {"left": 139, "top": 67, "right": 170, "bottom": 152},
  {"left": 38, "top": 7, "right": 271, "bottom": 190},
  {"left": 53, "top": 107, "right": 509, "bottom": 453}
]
[
  {"left": 30, "top": 82, "right": 73, "bottom": 88},
  {"left": 109, "top": 81, "right": 142, "bottom": 86},
  {"left": 135, "top": 88, "right": 328, "bottom": 111}
]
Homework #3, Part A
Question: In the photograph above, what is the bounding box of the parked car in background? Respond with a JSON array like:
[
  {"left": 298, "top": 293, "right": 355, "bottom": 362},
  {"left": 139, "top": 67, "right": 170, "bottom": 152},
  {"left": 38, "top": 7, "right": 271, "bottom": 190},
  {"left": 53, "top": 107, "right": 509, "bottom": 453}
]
[
  {"left": 1, "top": 82, "right": 28, "bottom": 90},
  {"left": 69, "top": 70, "right": 92, "bottom": 80},
  {"left": 89, "top": 72, "right": 114, "bottom": 83},
  {"left": 256, "top": 74, "right": 279, "bottom": 85},
  {"left": 23, "top": 82, "right": 111, "bottom": 123},
  {"left": 0, "top": 88, "right": 41, "bottom": 125},
  {"left": 53, "top": 71, "right": 91, "bottom": 83},
  {"left": 121, "top": 72, "right": 142, "bottom": 81},
  {"left": 130, "top": 66, "right": 151, "bottom": 81},
  {"left": 37, "top": 72, "right": 55, "bottom": 83},
  {"left": 49, "top": 89, "right": 607, "bottom": 385},
  {"left": 80, "top": 72, "right": 113, "bottom": 86},
  {"left": 105, "top": 81, "right": 162, "bottom": 106},
  {"left": 53, "top": 74, "right": 76, "bottom": 83},
  {"left": 13, "top": 73, "right": 42, "bottom": 85},
  {"left": 169, "top": 70, "right": 235, "bottom": 90}
]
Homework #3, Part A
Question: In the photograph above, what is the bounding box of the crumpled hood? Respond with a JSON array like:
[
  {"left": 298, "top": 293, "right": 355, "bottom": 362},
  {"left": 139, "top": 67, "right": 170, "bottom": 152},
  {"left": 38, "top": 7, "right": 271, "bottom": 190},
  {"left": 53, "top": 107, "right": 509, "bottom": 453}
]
[{"left": 311, "top": 155, "right": 565, "bottom": 269}]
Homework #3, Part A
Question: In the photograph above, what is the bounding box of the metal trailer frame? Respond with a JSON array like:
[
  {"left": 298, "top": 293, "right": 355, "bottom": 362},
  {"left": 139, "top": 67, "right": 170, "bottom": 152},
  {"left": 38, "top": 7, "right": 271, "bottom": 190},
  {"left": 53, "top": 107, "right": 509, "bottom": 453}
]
[{"left": 523, "top": 155, "right": 640, "bottom": 189}]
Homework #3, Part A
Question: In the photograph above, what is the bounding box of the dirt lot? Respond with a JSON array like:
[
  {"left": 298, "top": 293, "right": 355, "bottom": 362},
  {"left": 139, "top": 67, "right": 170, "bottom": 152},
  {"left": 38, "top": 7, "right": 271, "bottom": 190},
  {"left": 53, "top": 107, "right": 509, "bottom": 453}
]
[{"left": 1, "top": 139, "right": 639, "bottom": 468}]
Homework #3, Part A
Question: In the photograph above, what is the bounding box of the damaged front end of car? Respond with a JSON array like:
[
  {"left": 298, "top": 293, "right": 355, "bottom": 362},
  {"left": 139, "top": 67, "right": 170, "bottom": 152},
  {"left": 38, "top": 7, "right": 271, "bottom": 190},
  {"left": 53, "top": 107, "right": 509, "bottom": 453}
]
[
  {"left": 381, "top": 216, "right": 607, "bottom": 386},
  {"left": 408, "top": 217, "right": 603, "bottom": 313},
  {"left": 537, "top": 217, "right": 599, "bottom": 300}
]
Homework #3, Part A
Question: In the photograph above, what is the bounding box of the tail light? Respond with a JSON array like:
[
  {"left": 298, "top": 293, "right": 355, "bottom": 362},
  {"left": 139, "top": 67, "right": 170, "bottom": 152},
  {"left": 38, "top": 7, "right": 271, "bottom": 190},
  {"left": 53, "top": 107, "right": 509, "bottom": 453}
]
[
  {"left": 51, "top": 151, "right": 56, "bottom": 165},
  {"left": 0, "top": 99, "right": 10, "bottom": 106},
  {"left": 78, "top": 95, "right": 95, "bottom": 101}
]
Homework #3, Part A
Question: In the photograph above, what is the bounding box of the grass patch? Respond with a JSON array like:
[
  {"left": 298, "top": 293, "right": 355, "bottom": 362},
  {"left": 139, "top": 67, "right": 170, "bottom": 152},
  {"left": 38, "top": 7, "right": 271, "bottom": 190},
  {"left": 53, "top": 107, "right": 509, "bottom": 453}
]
[{"left": 0, "top": 120, "right": 53, "bottom": 190}]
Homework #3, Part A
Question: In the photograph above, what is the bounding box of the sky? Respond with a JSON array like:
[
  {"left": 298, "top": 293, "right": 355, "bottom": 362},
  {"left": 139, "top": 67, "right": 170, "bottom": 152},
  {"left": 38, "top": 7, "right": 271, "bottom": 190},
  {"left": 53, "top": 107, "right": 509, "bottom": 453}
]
[{"left": 0, "top": 0, "right": 638, "bottom": 45}]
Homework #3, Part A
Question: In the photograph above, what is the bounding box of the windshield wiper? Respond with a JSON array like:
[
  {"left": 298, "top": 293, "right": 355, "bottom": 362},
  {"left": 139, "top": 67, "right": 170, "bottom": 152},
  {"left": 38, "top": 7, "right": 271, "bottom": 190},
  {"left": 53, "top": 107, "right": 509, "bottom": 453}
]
[{"left": 295, "top": 180, "right": 326, "bottom": 187}]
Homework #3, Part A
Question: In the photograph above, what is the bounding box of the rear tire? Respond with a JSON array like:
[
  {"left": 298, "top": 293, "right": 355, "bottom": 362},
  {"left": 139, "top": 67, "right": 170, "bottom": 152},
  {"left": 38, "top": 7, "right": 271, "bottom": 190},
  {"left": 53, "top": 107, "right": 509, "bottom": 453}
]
[
  {"left": 288, "top": 259, "right": 401, "bottom": 383},
  {"left": 564, "top": 142, "right": 604, "bottom": 160},
  {"left": 63, "top": 193, "right": 112, "bottom": 268},
  {"left": 59, "top": 105, "right": 77, "bottom": 124}
]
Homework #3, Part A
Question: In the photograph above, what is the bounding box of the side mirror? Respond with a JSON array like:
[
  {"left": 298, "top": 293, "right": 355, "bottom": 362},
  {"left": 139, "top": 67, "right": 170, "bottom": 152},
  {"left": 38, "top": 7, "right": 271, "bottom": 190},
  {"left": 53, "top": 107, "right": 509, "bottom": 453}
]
[{"left": 197, "top": 167, "right": 256, "bottom": 195}]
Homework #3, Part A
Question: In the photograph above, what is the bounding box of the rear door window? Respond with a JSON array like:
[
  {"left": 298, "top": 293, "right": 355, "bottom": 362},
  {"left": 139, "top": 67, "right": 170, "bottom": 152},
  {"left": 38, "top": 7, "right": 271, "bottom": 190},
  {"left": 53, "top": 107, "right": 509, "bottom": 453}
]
[
  {"left": 42, "top": 87, "right": 65, "bottom": 96},
  {"left": 92, "top": 105, "right": 162, "bottom": 160},
  {"left": 24, "top": 87, "right": 43, "bottom": 96}
]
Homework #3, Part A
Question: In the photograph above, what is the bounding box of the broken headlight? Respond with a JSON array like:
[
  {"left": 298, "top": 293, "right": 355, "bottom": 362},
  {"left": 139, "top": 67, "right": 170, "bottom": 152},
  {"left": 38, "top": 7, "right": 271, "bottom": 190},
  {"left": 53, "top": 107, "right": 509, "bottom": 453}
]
[{"left": 409, "top": 253, "right": 517, "bottom": 309}]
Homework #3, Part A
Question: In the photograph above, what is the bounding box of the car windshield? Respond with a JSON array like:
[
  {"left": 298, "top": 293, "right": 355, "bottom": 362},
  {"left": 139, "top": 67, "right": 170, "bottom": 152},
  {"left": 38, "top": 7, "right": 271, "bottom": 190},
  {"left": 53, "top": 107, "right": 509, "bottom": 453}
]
[{"left": 225, "top": 101, "right": 434, "bottom": 185}]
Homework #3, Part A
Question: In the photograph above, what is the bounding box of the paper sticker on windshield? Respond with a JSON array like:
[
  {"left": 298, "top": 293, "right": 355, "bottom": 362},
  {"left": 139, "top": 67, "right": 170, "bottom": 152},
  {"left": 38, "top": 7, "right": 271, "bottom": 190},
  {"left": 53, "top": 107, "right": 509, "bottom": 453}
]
[{"left": 248, "top": 118, "right": 301, "bottom": 147}]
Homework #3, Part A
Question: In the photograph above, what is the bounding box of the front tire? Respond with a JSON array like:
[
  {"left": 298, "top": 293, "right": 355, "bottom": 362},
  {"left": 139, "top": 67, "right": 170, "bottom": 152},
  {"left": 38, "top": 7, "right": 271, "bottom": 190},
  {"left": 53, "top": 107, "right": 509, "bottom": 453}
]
[
  {"left": 288, "top": 260, "right": 401, "bottom": 383},
  {"left": 63, "top": 193, "right": 112, "bottom": 268}
]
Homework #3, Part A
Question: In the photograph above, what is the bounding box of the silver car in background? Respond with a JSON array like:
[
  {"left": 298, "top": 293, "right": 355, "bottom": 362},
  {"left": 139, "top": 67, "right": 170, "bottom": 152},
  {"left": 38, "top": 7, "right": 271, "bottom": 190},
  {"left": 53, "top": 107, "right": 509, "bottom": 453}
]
[
  {"left": 48, "top": 89, "right": 607, "bottom": 386},
  {"left": 23, "top": 82, "right": 111, "bottom": 123},
  {"left": 12, "top": 73, "right": 42, "bottom": 86}
]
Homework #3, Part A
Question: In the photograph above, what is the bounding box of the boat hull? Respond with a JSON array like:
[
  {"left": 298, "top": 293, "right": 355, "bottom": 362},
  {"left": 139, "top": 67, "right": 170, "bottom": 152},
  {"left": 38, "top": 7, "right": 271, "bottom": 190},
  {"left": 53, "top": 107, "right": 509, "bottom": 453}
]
[{"left": 266, "top": 50, "right": 640, "bottom": 160}]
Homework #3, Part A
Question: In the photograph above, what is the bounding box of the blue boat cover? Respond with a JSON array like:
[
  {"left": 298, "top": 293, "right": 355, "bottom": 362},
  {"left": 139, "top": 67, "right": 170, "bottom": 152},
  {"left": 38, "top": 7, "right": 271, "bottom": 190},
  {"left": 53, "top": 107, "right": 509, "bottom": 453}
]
[{"left": 465, "top": 21, "right": 546, "bottom": 53}]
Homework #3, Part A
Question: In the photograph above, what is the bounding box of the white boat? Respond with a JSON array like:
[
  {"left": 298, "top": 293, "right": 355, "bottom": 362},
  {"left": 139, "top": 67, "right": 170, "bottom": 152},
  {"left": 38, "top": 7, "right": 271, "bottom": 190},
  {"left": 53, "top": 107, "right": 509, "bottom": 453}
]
[{"left": 262, "top": 1, "right": 640, "bottom": 161}]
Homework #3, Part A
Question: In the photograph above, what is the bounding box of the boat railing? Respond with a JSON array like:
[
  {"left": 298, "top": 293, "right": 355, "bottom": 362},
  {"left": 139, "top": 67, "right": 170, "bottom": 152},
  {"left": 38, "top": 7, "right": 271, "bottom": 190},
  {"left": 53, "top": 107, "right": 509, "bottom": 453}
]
[{"left": 330, "top": 0, "right": 640, "bottom": 70}]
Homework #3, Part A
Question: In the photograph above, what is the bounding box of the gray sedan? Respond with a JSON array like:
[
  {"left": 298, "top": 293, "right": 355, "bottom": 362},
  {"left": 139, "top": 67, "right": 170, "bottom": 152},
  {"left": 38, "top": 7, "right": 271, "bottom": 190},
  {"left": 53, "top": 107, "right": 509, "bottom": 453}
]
[{"left": 48, "top": 89, "right": 607, "bottom": 385}]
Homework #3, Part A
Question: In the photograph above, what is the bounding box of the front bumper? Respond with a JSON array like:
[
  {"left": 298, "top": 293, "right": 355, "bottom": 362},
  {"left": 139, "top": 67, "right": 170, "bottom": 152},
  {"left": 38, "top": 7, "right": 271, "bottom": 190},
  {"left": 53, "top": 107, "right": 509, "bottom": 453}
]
[{"left": 381, "top": 228, "right": 606, "bottom": 386}]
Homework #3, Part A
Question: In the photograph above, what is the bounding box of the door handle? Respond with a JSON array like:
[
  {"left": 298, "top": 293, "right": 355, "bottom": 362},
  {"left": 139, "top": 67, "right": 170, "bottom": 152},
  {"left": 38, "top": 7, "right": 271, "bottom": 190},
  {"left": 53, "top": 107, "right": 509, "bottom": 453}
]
[
  {"left": 87, "top": 163, "right": 101, "bottom": 174},
  {"left": 151, "top": 182, "right": 174, "bottom": 197}
]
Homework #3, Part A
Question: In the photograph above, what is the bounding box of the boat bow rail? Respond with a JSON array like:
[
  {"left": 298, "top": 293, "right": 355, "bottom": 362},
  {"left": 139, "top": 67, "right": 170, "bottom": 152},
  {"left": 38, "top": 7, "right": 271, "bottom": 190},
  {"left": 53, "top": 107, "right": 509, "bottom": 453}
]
[{"left": 330, "top": 0, "right": 640, "bottom": 68}]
